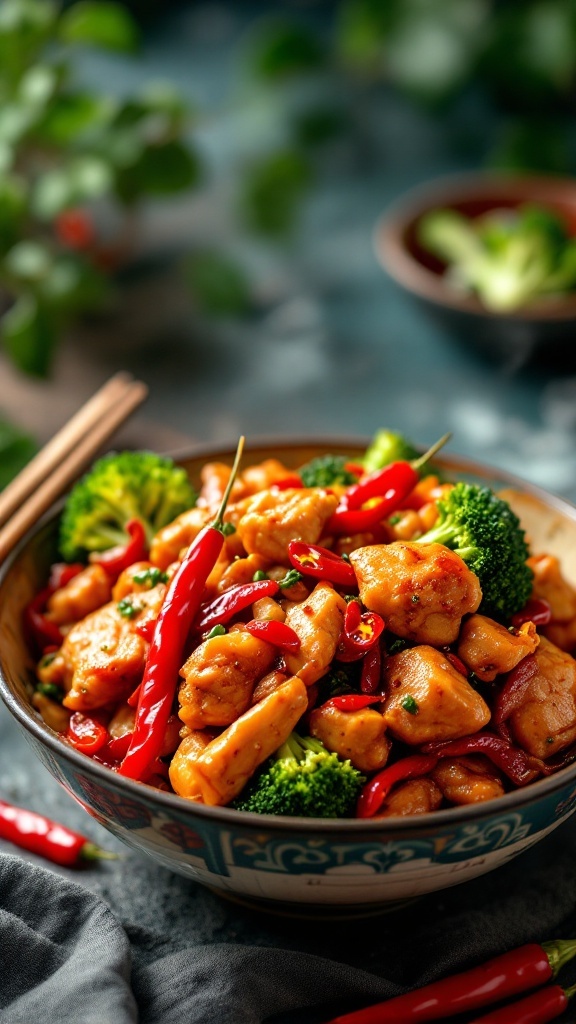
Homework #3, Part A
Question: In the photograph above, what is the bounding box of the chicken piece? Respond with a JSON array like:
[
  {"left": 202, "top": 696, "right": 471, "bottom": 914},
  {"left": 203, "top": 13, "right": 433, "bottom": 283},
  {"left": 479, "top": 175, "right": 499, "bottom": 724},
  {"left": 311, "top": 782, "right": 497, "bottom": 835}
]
[
  {"left": 150, "top": 506, "right": 212, "bottom": 570},
  {"left": 432, "top": 756, "right": 505, "bottom": 805},
  {"left": 383, "top": 645, "right": 491, "bottom": 745},
  {"left": 457, "top": 615, "right": 539, "bottom": 682},
  {"left": 388, "top": 509, "right": 423, "bottom": 542},
  {"left": 283, "top": 582, "right": 347, "bottom": 685},
  {"left": 115, "top": 580, "right": 168, "bottom": 640},
  {"left": 308, "top": 704, "right": 391, "bottom": 773},
  {"left": 251, "top": 596, "right": 286, "bottom": 623},
  {"left": 168, "top": 730, "right": 213, "bottom": 802},
  {"left": 178, "top": 629, "right": 277, "bottom": 729},
  {"left": 170, "top": 676, "right": 308, "bottom": 805},
  {"left": 196, "top": 461, "right": 246, "bottom": 512},
  {"left": 108, "top": 702, "right": 181, "bottom": 755},
  {"left": 509, "top": 636, "right": 576, "bottom": 758},
  {"left": 112, "top": 561, "right": 174, "bottom": 601},
  {"left": 237, "top": 488, "right": 338, "bottom": 563},
  {"left": 251, "top": 670, "right": 290, "bottom": 704},
  {"left": 375, "top": 778, "right": 443, "bottom": 818},
  {"left": 528, "top": 554, "right": 576, "bottom": 623},
  {"left": 268, "top": 564, "right": 310, "bottom": 602},
  {"left": 240, "top": 458, "right": 297, "bottom": 495},
  {"left": 545, "top": 619, "right": 576, "bottom": 654},
  {"left": 46, "top": 565, "right": 112, "bottom": 626},
  {"left": 32, "top": 691, "right": 71, "bottom": 733},
  {"left": 50, "top": 603, "right": 148, "bottom": 711},
  {"left": 350, "top": 541, "right": 482, "bottom": 646},
  {"left": 216, "top": 553, "right": 269, "bottom": 594}
]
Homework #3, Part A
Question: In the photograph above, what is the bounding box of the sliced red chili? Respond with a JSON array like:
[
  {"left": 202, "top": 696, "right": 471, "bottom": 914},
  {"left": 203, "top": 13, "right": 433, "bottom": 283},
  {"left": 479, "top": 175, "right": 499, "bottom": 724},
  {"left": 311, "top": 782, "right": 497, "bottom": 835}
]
[
  {"left": 91, "top": 519, "right": 148, "bottom": 579},
  {"left": 422, "top": 733, "right": 541, "bottom": 787},
  {"left": 272, "top": 474, "right": 303, "bottom": 490},
  {"left": 105, "top": 733, "right": 132, "bottom": 761},
  {"left": 344, "top": 460, "right": 419, "bottom": 512},
  {"left": 327, "top": 496, "right": 399, "bottom": 535},
  {"left": 134, "top": 617, "right": 157, "bottom": 642},
  {"left": 360, "top": 643, "right": 382, "bottom": 695},
  {"left": 66, "top": 713, "right": 108, "bottom": 756},
  {"left": 337, "top": 602, "right": 385, "bottom": 662},
  {"left": 24, "top": 589, "right": 64, "bottom": 653},
  {"left": 511, "top": 598, "right": 552, "bottom": 628},
  {"left": 48, "top": 562, "right": 84, "bottom": 590},
  {"left": 357, "top": 754, "right": 439, "bottom": 818},
  {"left": 245, "top": 619, "right": 301, "bottom": 652},
  {"left": 126, "top": 682, "right": 142, "bottom": 708},
  {"left": 288, "top": 540, "right": 357, "bottom": 587},
  {"left": 196, "top": 579, "right": 280, "bottom": 632},
  {"left": 445, "top": 651, "right": 469, "bottom": 677},
  {"left": 493, "top": 654, "right": 539, "bottom": 724},
  {"left": 323, "top": 694, "right": 382, "bottom": 711}
]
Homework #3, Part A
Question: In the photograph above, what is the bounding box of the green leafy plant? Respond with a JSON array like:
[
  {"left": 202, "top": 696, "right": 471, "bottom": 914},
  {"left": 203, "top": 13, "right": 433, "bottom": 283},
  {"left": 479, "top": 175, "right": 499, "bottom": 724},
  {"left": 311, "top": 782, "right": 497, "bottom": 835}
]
[
  {"left": 0, "top": 0, "right": 201, "bottom": 376},
  {"left": 0, "top": 417, "right": 36, "bottom": 489}
]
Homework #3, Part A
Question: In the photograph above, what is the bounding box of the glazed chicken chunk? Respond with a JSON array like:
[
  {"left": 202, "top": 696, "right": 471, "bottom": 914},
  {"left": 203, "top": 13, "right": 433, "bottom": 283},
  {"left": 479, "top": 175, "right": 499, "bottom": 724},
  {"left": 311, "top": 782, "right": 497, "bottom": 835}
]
[
  {"left": 374, "top": 778, "right": 443, "bottom": 818},
  {"left": 283, "top": 582, "right": 347, "bottom": 685},
  {"left": 178, "top": 629, "right": 277, "bottom": 729},
  {"left": 432, "top": 756, "right": 505, "bottom": 805},
  {"left": 150, "top": 506, "right": 211, "bottom": 570},
  {"left": 308, "top": 704, "right": 391, "bottom": 773},
  {"left": 457, "top": 614, "right": 539, "bottom": 682},
  {"left": 382, "top": 645, "right": 491, "bottom": 745},
  {"left": 46, "top": 564, "right": 112, "bottom": 626},
  {"left": 236, "top": 487, "right": 338, "bottom": 563},
  {"left": 509, "top": 636, "right": 576, "bottom": 758},
  {"left": 528, "top": 554, "right": 576, "bottom": 653},
  {"left": 350, "top": 541, "right": 482, "bottom": 646}
]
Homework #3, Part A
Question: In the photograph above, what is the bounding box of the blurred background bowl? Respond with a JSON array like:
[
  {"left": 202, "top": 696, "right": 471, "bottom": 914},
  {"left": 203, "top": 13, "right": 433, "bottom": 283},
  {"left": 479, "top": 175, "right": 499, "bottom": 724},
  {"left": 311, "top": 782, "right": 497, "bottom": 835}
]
[
  {"left": 375, "top": 174, "right": 576, "bottom": 367},
  {"left": 3, "top": 438, "right": 576, "bottom": 916}
]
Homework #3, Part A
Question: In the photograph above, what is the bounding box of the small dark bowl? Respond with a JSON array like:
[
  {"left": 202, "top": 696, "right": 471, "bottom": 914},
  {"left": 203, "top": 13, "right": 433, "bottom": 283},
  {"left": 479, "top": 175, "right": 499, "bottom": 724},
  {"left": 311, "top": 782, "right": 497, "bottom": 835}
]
[{"left": 375, "top": 174, "right": 576, "bottom": 367}]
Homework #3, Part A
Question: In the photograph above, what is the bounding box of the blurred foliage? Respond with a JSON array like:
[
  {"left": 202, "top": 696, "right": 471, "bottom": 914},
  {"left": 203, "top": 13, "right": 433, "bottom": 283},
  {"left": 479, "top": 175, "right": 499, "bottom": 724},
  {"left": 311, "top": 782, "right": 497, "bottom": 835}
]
[
  {"left": 0, "top": 0, "right": 200, "bottom": 377},
  {"left": 0, "top": 417, "right": 37, "bottom": 489},
  {"left": 183, "top": 250, "right": 251, "bottom": 317}
]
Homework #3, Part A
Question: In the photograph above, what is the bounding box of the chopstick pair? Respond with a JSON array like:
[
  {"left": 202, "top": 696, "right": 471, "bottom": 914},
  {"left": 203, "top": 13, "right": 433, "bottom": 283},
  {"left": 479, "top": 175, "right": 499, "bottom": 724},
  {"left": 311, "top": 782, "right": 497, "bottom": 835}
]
[{"left": 0, "top": 372, "right": 148, "bottom": 565}]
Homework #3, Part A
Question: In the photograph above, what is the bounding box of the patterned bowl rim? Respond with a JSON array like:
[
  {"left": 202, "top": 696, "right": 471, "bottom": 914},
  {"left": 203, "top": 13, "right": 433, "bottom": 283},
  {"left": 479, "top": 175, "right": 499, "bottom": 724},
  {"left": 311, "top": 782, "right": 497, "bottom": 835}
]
[{"left": 2, "top": 433, "right": 576, "bottom": 835}]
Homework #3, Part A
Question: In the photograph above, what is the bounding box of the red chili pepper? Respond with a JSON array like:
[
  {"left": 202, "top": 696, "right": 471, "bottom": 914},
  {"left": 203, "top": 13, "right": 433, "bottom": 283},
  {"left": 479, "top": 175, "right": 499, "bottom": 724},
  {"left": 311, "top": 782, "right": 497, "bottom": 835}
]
[
  {"left": 337, "top": 601, "right": 385, "bottom": 662},
  {"left": 0, "top": 799, "right": 115, "bottom": 867},
  {"left": 445, "top": 651, "right": 469, "bottom": 677},
  {"left": 288, "top": 540, "right": 357, "bottom": 587},
  {"left": 323, "top": 694, "right": 382, "bottom": 711},
  {"left": 511, "top": 599, "right": 553, "bottom": 629},
  {"left": 119, "top": 438, "right": 246, "bottom": 782},
  {"left": 356, "top": 754, "right": 439, "bottom": 818},
  {"left": 245, "top": 619, "right": 301, "bottom": 652},
  {"left": 493, "top": 654, "right": 539, "bottom": 725},
  {"left": 361, "top": 643, "right": 382, "bottom": 695},
  {"left": 272, "top": 474, "right": 303, "bottom": 490},
  {"left": 344, "top": 462, "right": 365, "bottom": 477},
  {"left": 48, "top": 562, "right": 84, "bottom": 590},
  {"left": 24, "top": 588, "right": 64, "bottom": 652},
  {"left": 422, "top": 733, "right": 541, "bottom": 787},
  {"left": 134, "top": 617, "right": 157, "bottom": 642},
  {"left": 327, "top": 496, "right": 401, "bottom": 536},
  {"left": 91, "top": 519, "right": 148, "bottom": 579},
  {"left": 325, "top": 940, "right": 576, "bottom": 1024},
  {"left": 127, "top": 682, "right": 142, "bottom": 708},
  {"left": 105, "top": 733, "right": 132, "bottom": 761},
  {"left": 196, "top": 578, "right": 280, "bottom": 632},
  {"left": 66, "top": 712, "right": 108, "bottom": 755},
  {"left": 470, "top": 982, "right": 576, "bottom": 1023}
]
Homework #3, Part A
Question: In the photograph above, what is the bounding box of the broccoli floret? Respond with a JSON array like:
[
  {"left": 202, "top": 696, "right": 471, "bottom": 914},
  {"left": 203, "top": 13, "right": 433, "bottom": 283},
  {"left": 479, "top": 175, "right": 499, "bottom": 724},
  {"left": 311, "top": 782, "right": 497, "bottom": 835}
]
[
  {"left": 299, "top": 454, "right": 359, "bottom": 488},
  {"left": 234, "top": 733, "right": 364, "bottom": 818},
  {"left": 59, "top": 451, "right": 196, "bottom": 561},
  {"left": 363, "top": 429, "right": 421, "bottom": 474},
  {"left": 418, "top": 482, "right": 533, "bottom": 621}
]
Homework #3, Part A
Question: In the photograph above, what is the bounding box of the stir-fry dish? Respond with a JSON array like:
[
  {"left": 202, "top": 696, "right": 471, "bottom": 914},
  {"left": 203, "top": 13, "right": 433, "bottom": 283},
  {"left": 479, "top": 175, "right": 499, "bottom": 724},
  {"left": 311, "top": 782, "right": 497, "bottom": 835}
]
[{"left": 26, "top": 431, "right": 576, "bottom": 820}]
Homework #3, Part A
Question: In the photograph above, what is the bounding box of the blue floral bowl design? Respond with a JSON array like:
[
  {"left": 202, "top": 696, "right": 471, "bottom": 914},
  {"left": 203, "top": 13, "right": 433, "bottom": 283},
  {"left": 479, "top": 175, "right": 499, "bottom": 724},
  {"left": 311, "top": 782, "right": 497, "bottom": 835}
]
[{"left": 2, "top": 438, "right": 576, "bottom": 913}]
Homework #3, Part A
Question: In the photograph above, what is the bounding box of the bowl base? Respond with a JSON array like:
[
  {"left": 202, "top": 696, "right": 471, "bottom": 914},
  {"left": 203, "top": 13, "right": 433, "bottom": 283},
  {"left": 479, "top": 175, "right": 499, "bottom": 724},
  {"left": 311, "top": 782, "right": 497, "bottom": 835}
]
[{"left": 207, "top": 886, "right": 418, "bottom": 920}]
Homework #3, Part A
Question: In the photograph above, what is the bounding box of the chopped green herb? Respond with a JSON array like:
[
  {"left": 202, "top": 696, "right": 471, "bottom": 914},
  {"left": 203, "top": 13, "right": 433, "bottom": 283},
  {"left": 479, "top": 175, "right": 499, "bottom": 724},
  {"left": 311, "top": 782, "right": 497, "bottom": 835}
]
[
  {"left": 117, "top": 597, "right": 142, "bottom": 619},
  {"left": 206, "top": 624, "right": 226, "bottom": 639},
  {"left": 278, "top": 569, "right": 303, "bottom": 589},
  {"left": 253, "top": 570, "right": 269, "bottom": 582},
  {"left": 344, "top": 594, "right": 361, "bottom": 604},
  {"left": 222, "top": 522, "right": 236, "bottom": 536},
  {"left": 546, "top": 736, "right": 554, "bottom": 745},
  {"left": 401, "top": 695, "right": 419, "bottom": 715},
  {"left": 389, "top": 514, "right": 402, "bottom": 526},
  {"left": 36, "top": 682, "right": 64, "bottom": 702},
  {"left": 340, "top": 552, "right": 351, "bottom": 563},
  {"left": 39, "top": 652, "right": 57, "bottom": 669},
  {"left": 133, "top": 567, "right": 169, "bottom": 587},
  {"left": 299, "top": 454, "right": 358, "bottom": 488},
  {"left": 388, "top": 639, "right": 408, "bottom": 655}
]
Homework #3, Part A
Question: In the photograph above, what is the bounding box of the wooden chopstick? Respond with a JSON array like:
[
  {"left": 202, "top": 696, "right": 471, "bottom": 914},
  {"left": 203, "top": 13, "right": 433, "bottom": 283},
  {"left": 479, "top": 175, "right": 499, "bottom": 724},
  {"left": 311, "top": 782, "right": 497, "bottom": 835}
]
[{"left": 0, "top": 374, "right": 148, "bottom": 565}]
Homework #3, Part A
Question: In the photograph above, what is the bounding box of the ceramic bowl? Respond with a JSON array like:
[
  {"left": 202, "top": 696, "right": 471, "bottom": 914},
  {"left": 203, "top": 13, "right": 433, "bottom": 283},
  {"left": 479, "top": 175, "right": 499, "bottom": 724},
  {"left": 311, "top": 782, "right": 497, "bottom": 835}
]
[
  {"left": 2, "top": 438, "right": 576, "bottom": 915},
  {"left": 375, "top": 174, "right": 576, "bottom": 367}
]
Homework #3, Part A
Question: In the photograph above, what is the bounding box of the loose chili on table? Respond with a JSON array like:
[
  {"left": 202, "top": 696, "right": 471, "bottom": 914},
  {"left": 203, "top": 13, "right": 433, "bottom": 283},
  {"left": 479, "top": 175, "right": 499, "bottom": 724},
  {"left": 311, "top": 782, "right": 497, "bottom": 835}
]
[
  {"left": 0, "top": 799, "right": 115, "bottom": 867},
  {"left": 356, "top": 754, "right": 439, "bottom": 819},
  {"left": 245, "top": 618, "right": 301, "bottom": 652},
  {"left": 470, "top": 982, "right": 576, "bottom": 1023},
  {"left": 91, "top": 518, "right": 148, "bottom": 579},
  {"left": 118, "top": 436, "right": 245, "bottom": 782},
  {"left": 324, "top": 940, "right": 576, "bottom": 1024},
  {"left": 288, "top": 540, "right": 357, "bottom": 588}
]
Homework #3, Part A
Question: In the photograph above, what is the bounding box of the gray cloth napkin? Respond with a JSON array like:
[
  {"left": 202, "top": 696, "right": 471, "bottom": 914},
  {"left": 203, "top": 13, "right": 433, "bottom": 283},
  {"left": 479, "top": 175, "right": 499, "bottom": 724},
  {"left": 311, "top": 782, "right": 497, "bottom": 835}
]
[{"left": 2, "top": 817, "right": 576, "bottom": 1024}]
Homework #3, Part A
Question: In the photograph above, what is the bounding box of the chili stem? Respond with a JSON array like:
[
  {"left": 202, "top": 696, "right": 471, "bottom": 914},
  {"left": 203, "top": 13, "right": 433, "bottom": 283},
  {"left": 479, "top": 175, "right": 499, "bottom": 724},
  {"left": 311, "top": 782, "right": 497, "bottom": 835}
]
[
  {"left": 213, "top": 435, "right": 245, "bottom": 531},
  {"left": 411, "top": 432, "right": 452, "bottom": 472}
]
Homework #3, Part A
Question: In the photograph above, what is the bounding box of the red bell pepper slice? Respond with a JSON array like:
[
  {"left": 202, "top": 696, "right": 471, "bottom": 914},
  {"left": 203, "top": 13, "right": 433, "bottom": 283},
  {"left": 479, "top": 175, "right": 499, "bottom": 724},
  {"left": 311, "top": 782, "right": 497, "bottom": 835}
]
[
  {"left": 357, "top": 754, "right": 439, "bottom": 818},
  {"left": 66, "top": 713, "right": 108, "bottom": 756},
  {"left": 91, "top": 519, "right": 148, "bottom": 579},
  {"left": 288, "top": 540, "right": 357, "bottom": 588},
  {"left": 245, "top": 619, "right": 301, "bottom": 652},
  {"left": 337, "top": 601, "right": 385, "bottom": 662}
]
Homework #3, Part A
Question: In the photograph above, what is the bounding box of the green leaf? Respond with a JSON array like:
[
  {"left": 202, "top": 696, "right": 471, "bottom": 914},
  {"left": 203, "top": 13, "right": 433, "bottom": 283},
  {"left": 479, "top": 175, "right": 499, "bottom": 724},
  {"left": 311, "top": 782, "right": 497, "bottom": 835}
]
[
  {"left": 19, "top": 64, "right": 57, "bottom": 108},
  {"left": 0, "top": 416, "right": 36, "bottom": 490},
  {"left": 0, "top": 0, "right": 57, "bottom": 83},
  {"left": 0, "top": 175, "right": 26, "bottom": 252},
  {"left": 115, "top": 140, "right": 201, "bottom": 201},
  {"left": 36, "top": 92, "right": 112, "bottom": 145},
  {"left": 40, "top": 255, "right": 109, "bottom": 312},
  {"left": 4, "top": 240, "right": 52, "bottom": 281},
  {"left": 32, "top": 155, "right": 113, "bottom": 218},
  {"left": 183, "top": 250, "right": 251, "bottom": 317},
  {"left": 249, "top": 21, "right": 325, "bottom": 79},
  {"left": 242, "top": 149, "right": 312, "bottom": 236},
  {"left": 59, "top": 1, "right": 139, "bottom": 53},
  {"left": 1, "top": 293, "right": 56, "bottom": 376}
]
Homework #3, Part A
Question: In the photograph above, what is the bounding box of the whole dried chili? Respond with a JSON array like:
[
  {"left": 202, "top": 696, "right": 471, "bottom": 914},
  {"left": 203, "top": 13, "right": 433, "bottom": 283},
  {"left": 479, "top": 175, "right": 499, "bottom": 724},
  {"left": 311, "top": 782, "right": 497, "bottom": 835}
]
[
  {"left": 421, "top": 733, "right": 540, "bottom": 787},
  {"left": 196, "top": 578, "right": 280, "bottom": 632},
  {"left": 288, "top": 540, "right": 357, "bottom": 588},
  {"left": 91, "top": 518, "right": 148, "bottom": 579},
  {"left": 470, "top": 982, "right": 576, "bottom": 1023},
  {"left": 322, "top": 694, "right": 382, "bottom": 711},
  {"left": 119, "top": 437, "right": 245, "bottom": 782},
  {"left": 336, "top": 601, "right": 385, "bottom": 662},
  {"left": 511, "top": 598, "right": 552, "bottom": 629},
  {"left": 360, "top": 643, "right": 382, "bottom": 695},
  {"left": 66, "top": 712, "right": 108, "bottom": 755},
  {"left": 356, "top": 754, "right": 439, "bottom": 818},
  {"left": 245, "top": 619, "right": 301, "bottom": 652},
  {"left": 493, "top": 654, "right": 539, "bottom": 725},
  {"left": 327, "top": 434, "right": 451, "bottom": 535},
  {"left": 325, "top": 940, "right": 576, "bottom": 1024},
  {"left": 0, "top": 798, "right": 115, "bottom": 867}
]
